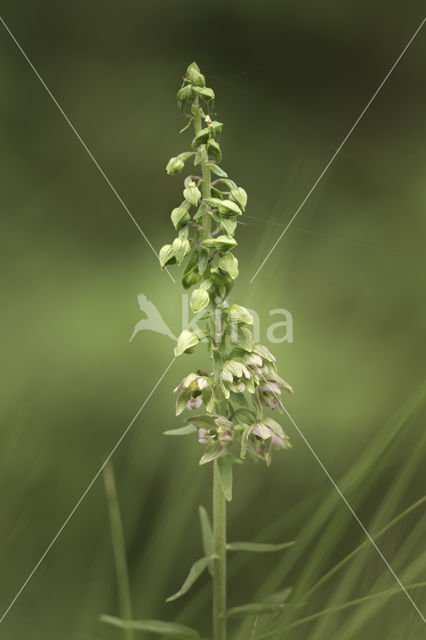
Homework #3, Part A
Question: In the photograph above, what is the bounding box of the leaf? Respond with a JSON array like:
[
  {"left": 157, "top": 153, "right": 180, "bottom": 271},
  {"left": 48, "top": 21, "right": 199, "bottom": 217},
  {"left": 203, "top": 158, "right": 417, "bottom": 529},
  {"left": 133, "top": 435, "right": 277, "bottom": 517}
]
[
  {"left": 209, "top": 163, "right": 228, "bottom": 177},
  {"left": 190, "top": 288, "right": 210, "bottom": 314},
  {"left": 198, "top": 506, "right": 214, "bottom": 575},
  {"left": 179, "top": 118, "right": 193, "bottom": 134},
  {"left": 164, "top": 425, "right": 197, "bottom": 436},
  {"left": 217, "top": 455, "right": 233, "bottom": 501},
  {"left": 225, "top": 602, "right": 285, "bottom": 618},
  {"left": 174, "top": 330, "right": 199, "bottom": 356},
  {"left": 198, "top": 249, "right": 209, "bottom": 275},
  {"left": 100, "top": 615, "right": 201, "bottom": 639},
  {"left": 200, "top": 445, "right": 226, "bottom": 465},
  {"left": 227, "top": 541, "right": 295, "bottom": 552},
  {"left": 218, "top": 253, "right": 239, "bottom": 280},
  {"left": 166, "top": 556, "right": 212, "bottom": 602}
]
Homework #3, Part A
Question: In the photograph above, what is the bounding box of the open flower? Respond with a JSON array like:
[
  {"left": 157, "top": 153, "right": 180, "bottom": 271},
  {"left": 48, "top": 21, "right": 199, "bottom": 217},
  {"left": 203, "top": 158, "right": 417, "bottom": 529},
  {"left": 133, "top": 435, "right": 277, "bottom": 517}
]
[
  {"left": 220, "top": 360, "right": 255, "bottom": 399},
  {"left": 174, "top": 373, "right": 214, "bottom": 416},
  {"left": 185, "top": 414, "right": 233, "bottom": 464},
  {"left": 242, "top": 344, "right": 293, "bottom": 410},
  {"left": 241, "top": 417, "right": 291, "bottom": 465}
]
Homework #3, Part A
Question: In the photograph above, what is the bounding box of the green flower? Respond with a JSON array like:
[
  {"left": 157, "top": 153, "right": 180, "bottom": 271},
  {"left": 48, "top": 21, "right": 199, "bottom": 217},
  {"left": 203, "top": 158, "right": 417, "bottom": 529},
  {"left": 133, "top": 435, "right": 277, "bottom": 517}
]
[
  {"left": 219, "top": 360, "right": 255, "bottom": 399},
  {"left": 174, "top": 373, "right": 214, "bottom": 416}
]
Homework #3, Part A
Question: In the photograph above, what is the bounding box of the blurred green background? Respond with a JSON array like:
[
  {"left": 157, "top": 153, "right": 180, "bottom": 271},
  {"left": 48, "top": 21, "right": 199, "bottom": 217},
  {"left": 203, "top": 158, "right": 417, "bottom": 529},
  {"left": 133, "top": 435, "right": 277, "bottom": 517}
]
[{"left": 0, "top": 2, "right": 425, "bottom": 639}]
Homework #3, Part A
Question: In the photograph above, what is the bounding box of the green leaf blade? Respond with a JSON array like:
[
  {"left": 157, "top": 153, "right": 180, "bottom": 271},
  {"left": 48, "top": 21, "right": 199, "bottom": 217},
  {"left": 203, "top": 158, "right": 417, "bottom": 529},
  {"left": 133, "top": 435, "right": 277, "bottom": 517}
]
[
  {"left": 227, "top": 541, "right": 295, "bottom": 553},
  {"left": 166, "top": 556, "right": 213, "bottom": 602},
  {"left": 100, "top": 615, "right": 201, "bottom": 639}
]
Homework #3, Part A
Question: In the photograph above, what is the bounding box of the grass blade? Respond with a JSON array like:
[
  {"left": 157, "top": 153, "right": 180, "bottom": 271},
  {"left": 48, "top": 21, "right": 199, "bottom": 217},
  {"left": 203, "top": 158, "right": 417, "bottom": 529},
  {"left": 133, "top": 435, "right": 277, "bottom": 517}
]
[
  {"left": 100, "top": 615, "right": 201, "bottom": 638},
  {"left": 166, "top": 556, "right": 213, "bottom": 602},
  {"left": 103, "top": 461, "right": 133, "bottom": 640}
]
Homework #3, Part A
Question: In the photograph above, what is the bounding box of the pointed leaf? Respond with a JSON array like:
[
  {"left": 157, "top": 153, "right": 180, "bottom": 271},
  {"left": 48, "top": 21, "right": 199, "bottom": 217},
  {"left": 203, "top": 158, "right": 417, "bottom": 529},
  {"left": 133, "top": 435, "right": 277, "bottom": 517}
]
[
  {"left": 199, "top": 506, "right": 213, "bottom": 575},
  {"left": 192, "top": 86, "right": 215, "bottom": 101},
  {"left": 166, "top": 556, "right": 212, "bottom": 602},
  {"left": 209, "top": 163, "right": 228, "bottom": 177},
  {"left": 217, "top": 455, "right": 233, "bottom": 501},
  {"left": 164, "top": 425, "right": 197, "bottom": 436},
  {"left": 100, "top": 615, "right": 201, "bottom": 639},
  {"left": 227, "top": 541, "right": 295, "bottom": 552},
  {"left": 179, "top": 118, "right": 193, "bottom": 134},
  {"left": 225, "top": 602, "right": 285, "bottom": 618}
]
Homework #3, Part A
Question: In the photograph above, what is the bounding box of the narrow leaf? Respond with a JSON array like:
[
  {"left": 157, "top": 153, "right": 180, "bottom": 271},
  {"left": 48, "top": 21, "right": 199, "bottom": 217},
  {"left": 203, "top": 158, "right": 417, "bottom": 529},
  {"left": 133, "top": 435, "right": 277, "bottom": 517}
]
[
  {"left": 217, "top": 455, "right": 233, "bottom": 501},
  {"left": 166, "top": 556, "right": 212, "bottom": 602},
  {"left": 227, "top": 541, "right": 295, "bottom": 552},
  {"left": 209, "top": 163, "right": 228, "bottom": 177},
  {"left": 225, "top": 602, "right": 285, "bottom": 618},
  {"left": 164, "top": 425, "right": 197, "bottom": 436},
  {"left": 100, "top": 615, "right": 200, "bottom": 639},
  {"left": 199, "top": 506, "right": 214, "bottom": 575}
]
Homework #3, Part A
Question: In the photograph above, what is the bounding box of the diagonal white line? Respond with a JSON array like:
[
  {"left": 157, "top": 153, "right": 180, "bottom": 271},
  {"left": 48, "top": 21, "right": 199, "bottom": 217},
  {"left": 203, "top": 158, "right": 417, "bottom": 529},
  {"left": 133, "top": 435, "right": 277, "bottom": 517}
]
[
  {"left": 0, "top": 15, "right": 176, "bottom": 284},
  {"left": 0, "top": 357, "right": 176, "bottom": 625},
  {"left": 249, "top": 17, "right": 426, "bottom": 284},
  {"left": 257, "top": 366, "right": 426, "bottom": 623}
]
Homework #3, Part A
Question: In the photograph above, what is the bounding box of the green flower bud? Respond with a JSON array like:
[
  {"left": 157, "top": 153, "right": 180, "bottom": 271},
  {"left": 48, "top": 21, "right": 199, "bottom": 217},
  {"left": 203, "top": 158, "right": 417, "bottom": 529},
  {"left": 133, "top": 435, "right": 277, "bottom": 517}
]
[
  {"left": 207, "top": 139, "right": 222, "bottom": 162},
  {"left": 192, "top": 86, "right": 215, "bottom": 101},
  {"left": 218, "top": 253, "right": 239, "bottom": 279},
  {"left": 204, "top": 198, "right": 242, "bottom": 216},
  {"left": 191, "top": 127, "right": 210, "bottom": 149},
  {"left": 184, "top": 183, "right": 201, "bottom": 206},
  {"left": 202, "top": 235, "right": 237, "bottom": 251},
  {"left": 173, "top": 237, "right": 190, "bottom": 264},
  {"left": 177, "top": 85, "right": 193, "bottom": 111},
  {"left": 229, "top": 187, "right": 248, "bottom": 211},
  {"left": 171, "top": 207, "right": 190, "bottom": 229},
  {"left": 186, "top": 62, "right": 206, "bottom": 87},
  {"left": 166, "top": 157, "right": 185, "bottom": 175},
  {"left": 174, "top": 329, "right": 199, "bottom": 357},
  {"left": 228, "top": 304, "right": 254, "bottom": 325},
  {"left": 190, "top": 288, "right": 210, "bottom": 314},
  {"left": 159, "top": 244, "right": 176, "bottom": 268},
  {"left": 220, "top": 217, "right": 237, "bottom": 236}
]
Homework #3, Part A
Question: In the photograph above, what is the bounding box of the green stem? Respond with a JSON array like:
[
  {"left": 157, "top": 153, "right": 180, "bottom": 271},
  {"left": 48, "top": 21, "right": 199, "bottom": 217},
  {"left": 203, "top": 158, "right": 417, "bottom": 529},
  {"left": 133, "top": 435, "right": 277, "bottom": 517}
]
[
  {"left": 103, "top": 462, "right": 134, "bottom": 640},
  {"left": 194, "top": 95, "right": 226, "bottom": 640},
  {"left": 193, "top": 98, "right": 211, "bottom": 241},
  {"left": 213, "top": 459, "right": 227, "bottom": 640}
]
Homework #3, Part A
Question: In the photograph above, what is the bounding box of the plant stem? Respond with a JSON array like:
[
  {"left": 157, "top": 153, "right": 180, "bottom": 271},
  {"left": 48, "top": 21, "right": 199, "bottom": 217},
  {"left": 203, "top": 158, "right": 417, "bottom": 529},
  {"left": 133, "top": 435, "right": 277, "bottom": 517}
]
[
  {"left": 213, "top": 459, "right": 227, "bottom": 640},
  {"left": 194, "top": 94, "right": 226, "bottom": 640},
  {"left": 193, "top": 98, "right": 211, "bottom": 241},
  {"left": 103, "top": 462, "right": 134, "bottom": 640}
]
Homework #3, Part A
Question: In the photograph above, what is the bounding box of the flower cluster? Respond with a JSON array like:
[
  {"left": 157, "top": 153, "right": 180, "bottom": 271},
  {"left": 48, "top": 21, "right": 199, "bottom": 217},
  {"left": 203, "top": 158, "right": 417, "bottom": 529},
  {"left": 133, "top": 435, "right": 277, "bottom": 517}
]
[{"left": 163, "top": 62, "right": 293, "bottom": 466}]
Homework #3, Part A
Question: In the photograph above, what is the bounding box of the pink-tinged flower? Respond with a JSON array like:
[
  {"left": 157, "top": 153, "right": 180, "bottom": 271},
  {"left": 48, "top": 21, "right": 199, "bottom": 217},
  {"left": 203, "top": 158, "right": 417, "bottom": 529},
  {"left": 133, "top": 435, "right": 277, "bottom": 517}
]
[
  {"left": 220, "top": 360, "right": 255, "bottom": 399},
  {"left": 174, "top": 373, "right": 214, "bottom": 416},
  {"left": 241, "top": 417, "right": 290, "bottom": 465},
  {"left": 185, "top": 414, "right": 233, "bottom": 464}
]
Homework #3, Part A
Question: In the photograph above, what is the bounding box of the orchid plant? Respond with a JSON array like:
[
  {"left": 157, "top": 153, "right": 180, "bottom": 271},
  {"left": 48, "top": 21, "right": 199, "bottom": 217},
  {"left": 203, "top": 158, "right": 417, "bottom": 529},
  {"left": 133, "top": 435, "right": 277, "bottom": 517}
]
[
  {"left": 102, "top": 62, "right": 294, "bottom": 640},
  {"left": 161, "top": 62, "right": 294, "bottom": 640}
]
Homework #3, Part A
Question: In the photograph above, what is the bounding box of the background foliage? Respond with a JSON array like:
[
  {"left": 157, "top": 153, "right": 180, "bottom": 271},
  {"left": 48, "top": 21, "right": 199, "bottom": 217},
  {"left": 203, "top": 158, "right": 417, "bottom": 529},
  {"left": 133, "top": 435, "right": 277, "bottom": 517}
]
[{"left": 0, "top": 2, "right": 425, "bottom": 639}]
